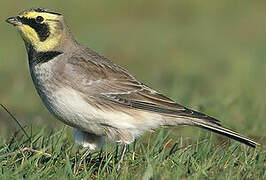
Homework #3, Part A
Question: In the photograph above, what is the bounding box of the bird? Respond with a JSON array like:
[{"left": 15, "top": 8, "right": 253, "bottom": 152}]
[{"left": 6, "top": 8, "right": 259, "bottom": 171}]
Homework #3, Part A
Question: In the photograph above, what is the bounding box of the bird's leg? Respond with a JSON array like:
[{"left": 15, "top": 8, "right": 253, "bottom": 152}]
[{"left": 116, "top": 144, "right": 128, "bottom": 173}]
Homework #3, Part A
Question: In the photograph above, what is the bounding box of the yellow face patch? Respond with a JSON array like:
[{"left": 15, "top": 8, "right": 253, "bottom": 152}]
[
  {"left": 19, "top": 11, "right": 60, "bottom": 21},
  {"left": 16, "top": 11, "right": 63, "bottom": 52},
  {"left": 18, "top": 24, "right": 39, "bottom": 44}
]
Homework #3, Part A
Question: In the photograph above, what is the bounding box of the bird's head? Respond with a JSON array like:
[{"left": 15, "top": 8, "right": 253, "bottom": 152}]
[{"left": 6, "top": 8, "right": 75, "bottom": 52}]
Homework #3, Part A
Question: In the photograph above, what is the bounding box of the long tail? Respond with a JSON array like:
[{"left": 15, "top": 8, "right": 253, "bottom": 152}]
[{"left": 189, "top": 118, "right": 259, "bottom": 148}]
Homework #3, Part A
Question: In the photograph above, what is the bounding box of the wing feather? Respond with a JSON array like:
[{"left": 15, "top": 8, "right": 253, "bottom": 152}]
[{"left": 61, "top": 48, "right": 220, "bottom": 125}]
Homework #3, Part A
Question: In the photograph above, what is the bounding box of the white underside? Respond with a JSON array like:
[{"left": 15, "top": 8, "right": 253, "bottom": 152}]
[
  {"left": 73, "top": 128, "right": 105, "bottom": 150},
  {"left": 31, "top": 60, "right": 191, "bottom": 150},
  {"left": 50, "top": 88, "right": 145, "bottom": 137},
  {"left": 46, "top": 87, "right": 191, "bottom": 148}
]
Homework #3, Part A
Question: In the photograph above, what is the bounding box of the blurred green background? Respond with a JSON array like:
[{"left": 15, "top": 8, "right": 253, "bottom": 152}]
[{"left": 0, "top": 1, "right": 265, "bottom": 144}]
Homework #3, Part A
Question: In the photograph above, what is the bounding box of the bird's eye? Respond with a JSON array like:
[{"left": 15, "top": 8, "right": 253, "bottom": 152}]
[{"left": 36, "top": 16, "right": 44, "bottom": 23}]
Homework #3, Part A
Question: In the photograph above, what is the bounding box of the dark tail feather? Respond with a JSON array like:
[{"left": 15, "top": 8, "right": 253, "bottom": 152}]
[{"left": 191, "top": 119, "right": 259, "bottom": 148}]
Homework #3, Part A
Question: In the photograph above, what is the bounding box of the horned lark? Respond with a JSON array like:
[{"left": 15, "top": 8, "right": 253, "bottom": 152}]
[{"left": 6, "top": 8, "right": 259, "bottom": 169}]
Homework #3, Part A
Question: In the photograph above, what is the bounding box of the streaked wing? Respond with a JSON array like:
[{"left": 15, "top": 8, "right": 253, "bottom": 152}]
[{"left": 63, "top": 48, "right": 220, "bottom": 125}]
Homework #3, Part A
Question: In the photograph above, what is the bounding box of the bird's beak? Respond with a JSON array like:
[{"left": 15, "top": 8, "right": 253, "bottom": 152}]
[{"left": 5, "top": 16, "right": 22, "bottom": 26}]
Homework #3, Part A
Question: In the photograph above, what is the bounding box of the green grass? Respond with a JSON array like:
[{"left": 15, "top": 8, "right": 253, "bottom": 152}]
[
  {"left": 0, "top": 0, "right": 266, "bottom": 179},
  {"left": 0, "top": 125, "right": 265, "bottom": 179}
]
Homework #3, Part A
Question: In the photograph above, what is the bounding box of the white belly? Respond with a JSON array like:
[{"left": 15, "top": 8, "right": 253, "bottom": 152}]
[
  {"left": 46, "top": 87, "right": 142, "bottom": 135},
  {"left": 29, "top": 61, "right": 165, "bottom": 143},
  {"left": 30, "top": 61, "right": 141, "bottom": 137}
]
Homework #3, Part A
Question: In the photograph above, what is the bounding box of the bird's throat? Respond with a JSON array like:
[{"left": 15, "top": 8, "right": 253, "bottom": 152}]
[{"left": 25, "top": 43, "right": 62, "bottom": 65}]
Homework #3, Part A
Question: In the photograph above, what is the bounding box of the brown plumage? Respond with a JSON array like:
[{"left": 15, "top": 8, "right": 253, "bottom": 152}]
[{"left": 6, "top": 8, "right": 259, "bottom": 154}]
